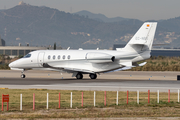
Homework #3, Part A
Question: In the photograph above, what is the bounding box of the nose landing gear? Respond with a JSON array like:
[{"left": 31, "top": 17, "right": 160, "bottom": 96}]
[
  {"left": 21, "top": 69, "right": 26, "bottom": 78},
  {"left": 21, "top": 74, "right": 26, "bottom": 78}
]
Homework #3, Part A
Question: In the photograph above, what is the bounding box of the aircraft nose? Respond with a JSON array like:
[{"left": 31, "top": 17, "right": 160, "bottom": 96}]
[{"left": 9, "top": 62, "right": 13, "bottom": 68}]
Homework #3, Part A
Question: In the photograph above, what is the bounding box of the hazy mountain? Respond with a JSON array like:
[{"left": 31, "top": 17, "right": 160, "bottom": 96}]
[
  {"left": 0, "top": 4, "right": 143, "bottom": 49},
  {"left": 74, "top": 10, "right": 128, "bottom": 23},
  {"left": 0, "top": 4, "right": 180, "bottom": 49}
]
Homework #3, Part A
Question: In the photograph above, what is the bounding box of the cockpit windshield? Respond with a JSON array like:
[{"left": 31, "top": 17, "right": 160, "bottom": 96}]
[{"left": 23, "top": 54, "right": 31, "bottom": 58}]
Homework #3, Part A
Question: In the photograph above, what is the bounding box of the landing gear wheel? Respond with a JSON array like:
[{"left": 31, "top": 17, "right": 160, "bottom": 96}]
[
  {"left": 21, "top": 69, "right": 26, "bottom": 78},
  {"left": 89, "top": 74, "right": 97, "bottom": 79},
  {"left": 76, "top": 73, "right": 83, "bottom": 79},
  {"left": 21, "top": 74, "right": 26, "bottom": 78}
]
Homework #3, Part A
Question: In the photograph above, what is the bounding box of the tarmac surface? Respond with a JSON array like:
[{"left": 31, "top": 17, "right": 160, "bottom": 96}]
[{"left": 0, "top": 70, "right": 180, "bottom": 92}]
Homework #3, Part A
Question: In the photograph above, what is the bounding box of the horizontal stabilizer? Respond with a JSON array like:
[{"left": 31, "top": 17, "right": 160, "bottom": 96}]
[{"left": 138, "top": 62, "right": 147, "bottom": 67}]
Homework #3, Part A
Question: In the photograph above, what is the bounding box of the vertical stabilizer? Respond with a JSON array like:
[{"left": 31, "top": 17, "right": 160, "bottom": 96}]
[{"left": 123, "top": 22, "right": 157, "bottom": 52}]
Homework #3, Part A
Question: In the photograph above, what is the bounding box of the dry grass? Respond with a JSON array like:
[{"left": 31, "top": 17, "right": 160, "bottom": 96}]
[
  {"left": 0, "top": 89, "right": 180, "bottom": 118},
  {"left": 130, "top": 56, "right": 180, "bottom": 71}
]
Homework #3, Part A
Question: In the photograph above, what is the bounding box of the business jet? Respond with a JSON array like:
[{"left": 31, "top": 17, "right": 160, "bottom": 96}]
[{"left": 9, "top": 22, "right": 157, "bottom": 79}]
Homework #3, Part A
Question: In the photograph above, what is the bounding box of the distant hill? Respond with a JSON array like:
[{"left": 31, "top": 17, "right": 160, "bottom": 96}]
[
  {"left": 0, "top": 4, "right": 143, "bottom": 49},
  {"left": 0, "top": 4, "right": 180, "bottom": 49},
  {"left": 74, "top": 10, "right": 128, "bottom": 23}
]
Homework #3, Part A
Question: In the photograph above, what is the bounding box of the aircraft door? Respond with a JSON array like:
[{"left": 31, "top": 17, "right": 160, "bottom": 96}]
[{"left": 38, "top": 52, "right": 45, "bottom": 67}]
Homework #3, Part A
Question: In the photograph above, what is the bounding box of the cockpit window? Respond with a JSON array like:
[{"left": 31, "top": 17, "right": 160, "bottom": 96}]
[{"left": 23, "top": 54, "right": 31, "bottom": 58}]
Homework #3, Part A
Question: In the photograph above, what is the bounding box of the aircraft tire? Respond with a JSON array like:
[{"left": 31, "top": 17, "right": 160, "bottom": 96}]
[
  {"left": 21, "top": 74, "right": 26, "bottom": 78},
  {"left": 76, "top": 73, "right": 83, "bottom": 79},
  {"left": 89, "top": 74, "right": 97, "bottom": 79}
]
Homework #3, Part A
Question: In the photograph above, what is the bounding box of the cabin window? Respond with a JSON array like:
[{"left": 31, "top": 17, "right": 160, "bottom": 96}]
[
  {"left": 68, "top": 55, "right": 70, "bottom": 59},
  {"left": 63, "top": 55, "right": 65, "bottom": 59},
  {"left": 48, "top": 55, "right": 51, "bottom": 60},
  {"left": 58, "top": 55, "right": 60, "bottom": 59},
  {"left": 23, "top": 54, "right": 31, "bottom": 58},
  {"left": 53, "top": 55, "right": 56, "bottom": 60}
]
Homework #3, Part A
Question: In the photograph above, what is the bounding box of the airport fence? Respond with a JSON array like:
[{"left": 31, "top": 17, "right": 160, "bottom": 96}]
[{"left": 0, "top": 89, "right": 180, "bottom": 111}]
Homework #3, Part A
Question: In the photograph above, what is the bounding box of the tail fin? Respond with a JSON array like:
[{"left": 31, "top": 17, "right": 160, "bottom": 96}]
[{"left": 123, "top": 22, "right": 157, "bottom": 52}]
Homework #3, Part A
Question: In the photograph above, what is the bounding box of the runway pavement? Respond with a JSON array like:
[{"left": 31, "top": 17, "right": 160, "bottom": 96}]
[{"left": 0, "top": 70, "right": 180, "bottom": 92}]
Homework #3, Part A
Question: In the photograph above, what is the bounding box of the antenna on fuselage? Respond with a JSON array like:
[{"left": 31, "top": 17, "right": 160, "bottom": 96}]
[{"left": 67, "top": 47, "right": 70, "bottom": 50}]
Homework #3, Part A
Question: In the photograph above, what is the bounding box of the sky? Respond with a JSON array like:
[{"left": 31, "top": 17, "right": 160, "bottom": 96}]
[{"left": 0, "top": 0, "right": 180, "bottom": 21}]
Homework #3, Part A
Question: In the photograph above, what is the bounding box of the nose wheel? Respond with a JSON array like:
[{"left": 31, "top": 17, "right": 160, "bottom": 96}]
[
  {"left": 21, "top": 69, "right": 26, "bottom": 78},
  {"left": 21, "top": 74, "right": 26, "bottom": 78},
  {"left": 89, "top": 74, "right": 97, "bottom": 79}
]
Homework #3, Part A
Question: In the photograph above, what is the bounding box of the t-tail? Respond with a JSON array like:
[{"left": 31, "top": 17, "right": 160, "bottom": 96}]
[{"left": 122, "top": 22, "right": 157, "bottom": 53}]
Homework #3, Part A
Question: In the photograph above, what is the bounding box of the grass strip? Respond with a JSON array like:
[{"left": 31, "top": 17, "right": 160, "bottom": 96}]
[{"left": 0, "top": 89, "right": 180, "bottom": 118}]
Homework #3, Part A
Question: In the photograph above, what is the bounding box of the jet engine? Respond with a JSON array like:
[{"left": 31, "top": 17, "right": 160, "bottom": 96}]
[{"left": 86, "top": 52, "right": 115, "bottom": 63}]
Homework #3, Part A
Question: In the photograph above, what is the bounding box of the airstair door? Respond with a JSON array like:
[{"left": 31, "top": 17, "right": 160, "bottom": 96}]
[{"left": 38, "top": 52, "right": 45, "bottom": 67}]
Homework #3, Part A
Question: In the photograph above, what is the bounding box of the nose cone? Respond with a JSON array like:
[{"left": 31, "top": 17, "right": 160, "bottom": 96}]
[{"left": 9, "top": 62, "right": 13, "bottom": 68}]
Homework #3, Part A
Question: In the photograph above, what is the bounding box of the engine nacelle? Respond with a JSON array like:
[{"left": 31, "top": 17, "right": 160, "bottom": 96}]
[{"left": 86, "top": 52, "right": 115, "bottom": 63}]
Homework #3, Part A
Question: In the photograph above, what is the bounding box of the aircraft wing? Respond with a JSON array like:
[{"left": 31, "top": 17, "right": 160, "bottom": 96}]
[
  {"left": 42, "top": 63, "right": 94, "bottom": 74},
  {"left": 104, "top": 62, "right": 147, "bottom": 73}
]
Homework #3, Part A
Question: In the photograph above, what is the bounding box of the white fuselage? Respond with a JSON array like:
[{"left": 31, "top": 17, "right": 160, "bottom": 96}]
[{"left": 9, "top": 49, "right": 149, "bottom": 73}]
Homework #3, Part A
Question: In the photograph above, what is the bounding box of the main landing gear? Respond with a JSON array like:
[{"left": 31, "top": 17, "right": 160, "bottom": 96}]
[
  {"left": 89, "top": 73, "right": 97, "bottom": 79},
  {"left": 75, "top": 72, "right": 97, "bottom": 79},
  {"left": 21, "top": 69, "right": 26, "bottom": 78},
  {"left": 76, "top": 73, "right": 83, "bottom": 79}
]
